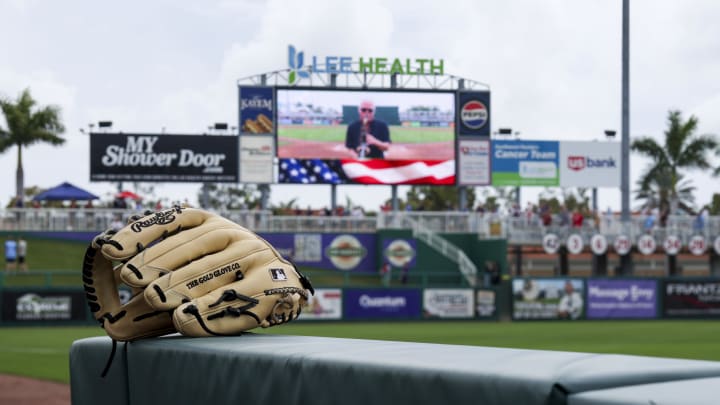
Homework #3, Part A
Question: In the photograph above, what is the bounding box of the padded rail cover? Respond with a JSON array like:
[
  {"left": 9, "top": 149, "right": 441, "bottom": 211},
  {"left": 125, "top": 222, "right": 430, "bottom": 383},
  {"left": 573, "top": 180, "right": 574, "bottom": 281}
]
[{"left": 70, "top": 334, "right": 720, "bottom": 405}]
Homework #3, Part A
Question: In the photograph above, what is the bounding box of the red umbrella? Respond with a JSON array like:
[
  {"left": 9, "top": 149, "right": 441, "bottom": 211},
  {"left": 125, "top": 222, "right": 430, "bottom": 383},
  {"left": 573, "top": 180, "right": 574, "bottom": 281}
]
[{"left": 116, "top": 190, "right": 142, "bottom": 200}]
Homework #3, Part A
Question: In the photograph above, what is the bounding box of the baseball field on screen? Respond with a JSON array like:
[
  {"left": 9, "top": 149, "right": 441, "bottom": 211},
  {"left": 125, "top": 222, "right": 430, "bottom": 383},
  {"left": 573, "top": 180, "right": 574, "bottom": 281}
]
[{"left": 2, "top": 320, "right": 719, "bottom": 383}]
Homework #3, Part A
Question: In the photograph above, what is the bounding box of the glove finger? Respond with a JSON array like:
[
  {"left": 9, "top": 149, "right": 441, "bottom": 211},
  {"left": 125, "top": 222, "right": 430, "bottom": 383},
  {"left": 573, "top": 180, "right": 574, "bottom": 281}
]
[
  {"left": 172, "top": 263, "right": 310, "bottom": 337},
  {"left": 118, "top": 223, "right": 244, "bottom": 287},
  {"left": 99, "top": 207, "right": 230, "bottom": 261},
  {"left": 144, "top": 235, "right": 272, "bottom": 310},
  {"left": 83, "top": 241, "right": 174, "bottom": 341}
]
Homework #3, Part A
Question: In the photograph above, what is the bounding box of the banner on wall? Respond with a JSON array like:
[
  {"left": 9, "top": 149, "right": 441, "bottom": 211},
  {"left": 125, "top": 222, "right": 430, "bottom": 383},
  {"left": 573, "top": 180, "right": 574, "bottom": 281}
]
[
  {"left": 457, "top": 139, "right": 491, "bottom": 185},
  {"left": 298, "top": 288, "right": 342, "bottom": 320},
  {"left": 663, "top": 280, "right": 720, "bottom": 318},
  {"left": 382, "top": 238, "right": 417, "bottom": 268},
  {"left": 239, "top": 86, "right": 274, "bottom": 135},
  {"left": 512, "top": 278, "right": 584, "bottom": 320},
  {"left": 559, "top": 141, "right": 620, "bottom": 187},
  {"left": 1, "top": 290, "right": 88, "bottom": 322},
  {"left": 491, "top": 140, "right": 559, "bottom": 186},
  {"left": 260, "top": 233, "right": 377, "bottom": 272},
  {"left": 239, "top": 135, "right": 274, "bottom": 184},
  {"left": 457, "top": 91, "right": 491, "bottom": 136},
  {"left": 345, "top": 289, "right": 422, "bottom": 319},
  {"left": 586, "top": 279, "right": 657, "bottom": 319},
  {"left": 90, "top": 133, "right": 239, "bottom": 182},
  {"left": 422, "top": 289, "right": 474, "bottom": 318}
]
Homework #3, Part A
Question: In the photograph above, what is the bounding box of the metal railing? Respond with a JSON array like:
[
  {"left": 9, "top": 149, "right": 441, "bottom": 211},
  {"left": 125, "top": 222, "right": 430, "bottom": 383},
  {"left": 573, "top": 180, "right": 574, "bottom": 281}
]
[{"left": 2, "top": 208, "right": 719, "bottom": 246}]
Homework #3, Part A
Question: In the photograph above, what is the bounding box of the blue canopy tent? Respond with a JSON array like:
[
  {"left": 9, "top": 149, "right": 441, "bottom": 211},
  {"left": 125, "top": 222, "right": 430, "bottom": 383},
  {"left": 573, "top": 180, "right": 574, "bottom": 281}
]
[{"left": 32, "top": 182, "right": 99, "bottom": 201}]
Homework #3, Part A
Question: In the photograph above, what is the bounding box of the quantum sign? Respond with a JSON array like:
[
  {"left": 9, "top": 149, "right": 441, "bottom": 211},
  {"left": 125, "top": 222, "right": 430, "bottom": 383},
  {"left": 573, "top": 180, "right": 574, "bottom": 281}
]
[{"left": 345, "top": 289, "right": 422, "bottom": 319}]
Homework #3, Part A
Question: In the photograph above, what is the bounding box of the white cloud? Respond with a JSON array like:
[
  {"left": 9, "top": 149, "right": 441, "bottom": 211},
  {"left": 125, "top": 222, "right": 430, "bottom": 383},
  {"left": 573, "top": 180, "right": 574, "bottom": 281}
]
[{"left": 0, "top": 0, "right": 719, "bottom": 211}]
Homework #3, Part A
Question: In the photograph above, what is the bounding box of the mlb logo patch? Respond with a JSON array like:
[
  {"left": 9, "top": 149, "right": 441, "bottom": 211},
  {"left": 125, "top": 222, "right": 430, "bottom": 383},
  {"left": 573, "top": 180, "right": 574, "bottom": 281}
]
[{"left": 269, "top": 268, "right": 288, "bottom": 281}]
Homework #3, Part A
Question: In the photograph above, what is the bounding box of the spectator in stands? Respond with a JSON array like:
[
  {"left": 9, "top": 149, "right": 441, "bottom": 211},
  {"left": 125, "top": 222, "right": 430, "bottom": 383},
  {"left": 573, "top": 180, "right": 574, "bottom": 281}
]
[
  {"left": 643, "top": 208, "right": 656, "bottom": 234},
  {"left": 558, "top": 205, "right": 570, "bottom": 227},
  {"left": 571, "top": 209, "right": 584, "bottom": 229},
  {"left": 557, "top": 281, "right": 583, "bottom": 320},
  {"left": 694, "top": 208, "right": 709, "bottom": 233},
  {"left": 4, "top": 236, "right": 17, "bottom": 273},
  {"left": 345, "top": 100, "right": 391, "bottom": 159},
  {"left": 17, "top": 236, "right": 28, "bottom": 272}
]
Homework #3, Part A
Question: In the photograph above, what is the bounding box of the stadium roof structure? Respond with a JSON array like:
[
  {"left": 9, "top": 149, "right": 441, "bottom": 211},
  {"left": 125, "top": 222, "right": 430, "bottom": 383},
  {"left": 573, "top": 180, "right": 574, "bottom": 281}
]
[{"left": 237, "top": 65, "right": 489, "bottom": 91}]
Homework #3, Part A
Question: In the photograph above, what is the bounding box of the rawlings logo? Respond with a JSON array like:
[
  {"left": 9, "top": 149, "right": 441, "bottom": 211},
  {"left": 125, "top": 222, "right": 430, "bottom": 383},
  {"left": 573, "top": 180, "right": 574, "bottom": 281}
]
[{"left": 130, "top": 206, "right": 182, "bottom": 232}]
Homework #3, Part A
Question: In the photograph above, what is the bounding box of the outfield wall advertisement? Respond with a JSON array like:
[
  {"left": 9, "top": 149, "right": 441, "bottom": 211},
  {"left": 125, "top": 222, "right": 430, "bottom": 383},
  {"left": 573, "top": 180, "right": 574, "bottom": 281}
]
[
  {"left": 345, "top": 289, "right": 422, "bottom": 319},
  {"left": 299, "top": 288, "right": 343, "bottom": 320},
  {"left": 423, "top": 289, "right": 474, "bottom": 318},
  {"left": 239, "top": 86, "right": 274, "bottom": 135},
  {"left": 663, "top": 280, "right": 720, "bottom": 318},
  {"left": 260, "top": 233, "right": 377, "bottom": 272},
  {"left": 513, "top": 278, "right": 584, "bottom": 320},
  {"left": 1, "top": 289, "right": 89, "bottom": 323},
  {"left": 586, "top": 279, "right": 657, "bottom": 319}
]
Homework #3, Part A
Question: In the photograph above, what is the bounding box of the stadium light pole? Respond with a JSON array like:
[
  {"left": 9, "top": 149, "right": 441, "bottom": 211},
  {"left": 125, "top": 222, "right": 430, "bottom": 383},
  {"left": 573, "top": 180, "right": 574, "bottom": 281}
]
[{"left": 620, "top": 0, "right": 632, "bottom": 275}]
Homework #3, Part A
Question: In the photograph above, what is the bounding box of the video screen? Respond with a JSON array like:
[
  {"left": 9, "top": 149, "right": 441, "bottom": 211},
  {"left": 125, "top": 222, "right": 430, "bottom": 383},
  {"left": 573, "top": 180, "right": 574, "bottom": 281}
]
[{"left": 276, "top": 89, "right": 456, "bottom": 185}]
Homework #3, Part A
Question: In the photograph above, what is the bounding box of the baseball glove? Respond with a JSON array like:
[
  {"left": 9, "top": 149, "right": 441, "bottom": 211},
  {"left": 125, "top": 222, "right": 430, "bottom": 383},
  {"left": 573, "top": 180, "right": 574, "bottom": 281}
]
[{"left": 82, "top": 206, "right": 314, "bottom": 341}]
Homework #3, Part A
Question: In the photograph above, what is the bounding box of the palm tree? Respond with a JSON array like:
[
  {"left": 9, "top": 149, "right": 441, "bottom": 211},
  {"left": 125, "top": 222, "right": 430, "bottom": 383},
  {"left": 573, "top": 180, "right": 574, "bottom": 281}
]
[
  {"left": 631, "top": 110, "right": 717, "bottom": 214},
  {"left": 0, "top": 88, "right": 65, "bottom": 205}
]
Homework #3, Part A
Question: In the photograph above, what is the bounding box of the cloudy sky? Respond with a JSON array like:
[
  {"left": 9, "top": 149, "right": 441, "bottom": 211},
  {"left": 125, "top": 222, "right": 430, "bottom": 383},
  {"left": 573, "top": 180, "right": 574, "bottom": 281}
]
[{"left": 1, "top": 0, "right": 719, "bottom": 212}]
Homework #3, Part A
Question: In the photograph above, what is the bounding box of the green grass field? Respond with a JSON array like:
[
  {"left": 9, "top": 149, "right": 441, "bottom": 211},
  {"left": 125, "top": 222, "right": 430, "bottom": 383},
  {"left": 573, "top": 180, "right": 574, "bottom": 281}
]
[
  {"left": 2, "top": 320, "right": 719, "bottom": 384},
  {"left": 278, "top": 125, "right": 453, "bottom": 144}
]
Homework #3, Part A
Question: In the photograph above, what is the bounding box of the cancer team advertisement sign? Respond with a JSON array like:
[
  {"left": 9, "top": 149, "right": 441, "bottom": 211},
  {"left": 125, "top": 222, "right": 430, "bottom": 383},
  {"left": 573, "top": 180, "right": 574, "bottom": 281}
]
[
  {"left": 345, "top": 289, "right": 422, "bottom": 319},
  {"left": 513, "top": 278, "right": 584, "bottom": 320},
  {"left": 491, "top": 140, "right": 559, "bottom": 186},
  {"left": 663, "top": 280, "right": 720, "bottom": 318},
  {"left": 422, "top": 289, "right": 474, "bottom": 319},
  {"left": 1, "top": 290, "right": 88, "bottom": 323},
  {"left": 586, "top": 279, "right": 657, "bottom": 319},
  {"left": 260, "top": 233, "right": 376, "bottom": 272},
  {"left": 298, "top": 288, "right": 342, "bottom": 320},
  {"left": 559, "top": 141, "right": 620, "bottom": 187},
  {"left": 239, "top": 86, "right": 274, "bottom": 135}
]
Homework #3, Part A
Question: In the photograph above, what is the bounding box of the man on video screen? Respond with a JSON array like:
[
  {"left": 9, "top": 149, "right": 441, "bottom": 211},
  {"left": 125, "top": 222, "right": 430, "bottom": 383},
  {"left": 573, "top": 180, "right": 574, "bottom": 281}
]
[{"left": 345, "top": 100, "right": 391, "bottom": 159}]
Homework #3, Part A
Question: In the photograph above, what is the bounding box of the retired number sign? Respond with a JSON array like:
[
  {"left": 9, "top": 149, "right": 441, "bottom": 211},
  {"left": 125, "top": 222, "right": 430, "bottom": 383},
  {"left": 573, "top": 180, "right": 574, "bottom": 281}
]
[
  {"left": 590, "top": 234, "right": 608, "bottom": 255},
  {"left": 688, "top": 235, "right": 706, "bottom": 256},
  {"left": 613, "top": 235, "right": 632, "bottom": 255},
  {"left": 566, "top": 234, "right": 584, "bottom": 255},
  {"left": 663, "top": 235, "right": 682, "bottom": 256},
  {"left": 637, "top": 234, "right": 656, "bottom": 255},
  {"left": 543, "top": 233, "right": 560, "bottom": 254}
]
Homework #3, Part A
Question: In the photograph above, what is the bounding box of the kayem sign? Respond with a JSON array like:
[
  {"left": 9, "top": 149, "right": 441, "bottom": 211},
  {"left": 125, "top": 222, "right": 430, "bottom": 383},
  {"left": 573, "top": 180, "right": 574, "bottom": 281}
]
[
  {"left": 560, "top": 141, "right": 620, "bottom": 187},
  {"left": 90, "top": 133, "right": 239, "bottom": 182}
]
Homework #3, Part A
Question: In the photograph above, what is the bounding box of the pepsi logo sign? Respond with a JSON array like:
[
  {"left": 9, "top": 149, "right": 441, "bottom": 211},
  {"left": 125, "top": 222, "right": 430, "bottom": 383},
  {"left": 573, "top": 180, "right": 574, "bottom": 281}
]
[
  {"left": 461, "top": 100, "right": 488, "bottom": 130},
  {"left": 567, "top": 156, "right": 586, "bottom": 171}
]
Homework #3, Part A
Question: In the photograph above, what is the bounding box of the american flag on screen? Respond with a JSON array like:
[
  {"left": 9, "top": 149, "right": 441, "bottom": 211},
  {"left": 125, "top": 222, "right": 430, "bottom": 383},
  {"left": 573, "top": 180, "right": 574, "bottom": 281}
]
[
  {"left": 341, "top": 159, "right": 455, "bottom": 184},
  {"left": 278, "top": 158, "right": 344, "bottom": 184},
  {"left": 278, "top": 158, "right": 455, "bottom": 185}
]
